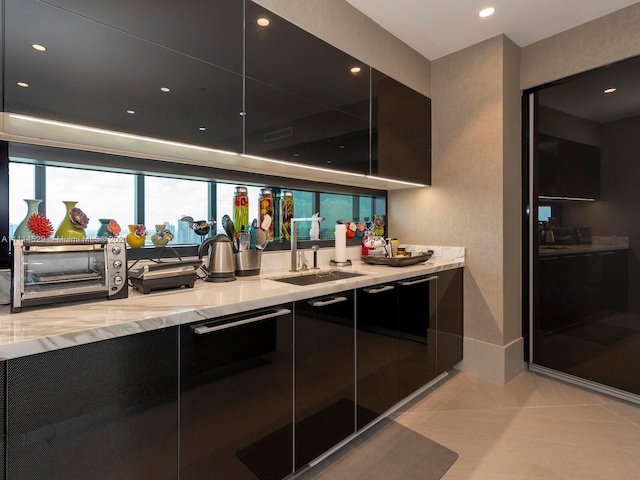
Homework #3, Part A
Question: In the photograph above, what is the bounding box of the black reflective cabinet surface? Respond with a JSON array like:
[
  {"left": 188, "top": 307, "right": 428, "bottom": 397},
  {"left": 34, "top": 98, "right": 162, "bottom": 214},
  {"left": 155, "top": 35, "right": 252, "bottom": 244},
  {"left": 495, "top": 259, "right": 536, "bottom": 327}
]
[
  {"left": 294, "top": 290, "right": 356, "bottom": 471},
  {"left": 180, "top": 306, "right": 294, "bottom": 480},
  {"left": 245, "top": 1, "right": 371, "bottom": 175},
  {"left": 2, "top": 0, "right": 431, "bottom": 184},
  {"left": 5, "top": 328, "right": 179, "bottom": 480},
  {"left": 3, "top": 0, "right": 244, "bottom": 152}
]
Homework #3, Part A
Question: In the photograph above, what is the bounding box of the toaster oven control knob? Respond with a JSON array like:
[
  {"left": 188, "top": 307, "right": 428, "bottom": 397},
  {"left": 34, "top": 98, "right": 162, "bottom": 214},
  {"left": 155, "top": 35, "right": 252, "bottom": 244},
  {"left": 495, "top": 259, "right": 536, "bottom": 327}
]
[
  {"left": 113, "top": 259, "right": 123, "bottom": 269},
  {"left": 112, "top": 245, "right": 122, "bottom": 255},
  {"left": 114, "top": 275, "right": 124, "bottom": 286}
]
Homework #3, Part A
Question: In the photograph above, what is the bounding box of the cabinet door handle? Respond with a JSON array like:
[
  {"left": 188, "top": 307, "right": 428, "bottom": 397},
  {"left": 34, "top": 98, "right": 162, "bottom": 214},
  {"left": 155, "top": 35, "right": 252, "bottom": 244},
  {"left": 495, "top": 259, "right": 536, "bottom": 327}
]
[
  {"left": 363, "top": 285, "right": 395, "bottom": 294},
  {"left": 598, "top": 252, "right": 615, "bottom": 255},
  {"left": 398, "top": 276, "right": 438, "bottom": 286},
  {"left": 192, "top": 308, "right": 291, "bottom": 335},
  {"left": 310, "top": 296, "right": 348, "bottom": 307}
]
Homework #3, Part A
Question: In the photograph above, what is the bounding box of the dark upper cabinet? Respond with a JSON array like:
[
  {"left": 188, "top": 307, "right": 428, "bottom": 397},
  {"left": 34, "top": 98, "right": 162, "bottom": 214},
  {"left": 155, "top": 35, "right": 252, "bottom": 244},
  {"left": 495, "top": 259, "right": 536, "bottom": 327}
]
[
  {"left": 3, "top": 0, "right": 243, "bottom": 152},
  {"left": 537, "top": 134, "right": 601, "bottom": 199},
  {"left": 26, "top": 0, "right": 243, "bottom": 74},
  {"left": 372, "top": 68, "right": 432, "bottom": 185},
  {"left": 244, "top": 78, "right": 370, "bottom": 173},
  {"left": 244, "top": 1, "right": 371, "bottom": 175}
]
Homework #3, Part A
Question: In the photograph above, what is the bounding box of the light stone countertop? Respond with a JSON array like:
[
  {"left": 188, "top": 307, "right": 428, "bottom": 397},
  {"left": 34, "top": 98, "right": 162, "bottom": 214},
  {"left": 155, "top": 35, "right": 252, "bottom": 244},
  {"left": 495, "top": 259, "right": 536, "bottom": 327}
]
[{"left": 0, "top": 245, "right": 465, "bottom": 360}]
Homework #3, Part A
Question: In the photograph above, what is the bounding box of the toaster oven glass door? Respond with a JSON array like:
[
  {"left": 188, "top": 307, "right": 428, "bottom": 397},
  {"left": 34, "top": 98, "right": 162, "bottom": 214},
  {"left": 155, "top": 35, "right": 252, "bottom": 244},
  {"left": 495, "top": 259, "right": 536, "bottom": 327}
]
[{"left": 21, "top": 248, "right": 108, "bottom": 299}]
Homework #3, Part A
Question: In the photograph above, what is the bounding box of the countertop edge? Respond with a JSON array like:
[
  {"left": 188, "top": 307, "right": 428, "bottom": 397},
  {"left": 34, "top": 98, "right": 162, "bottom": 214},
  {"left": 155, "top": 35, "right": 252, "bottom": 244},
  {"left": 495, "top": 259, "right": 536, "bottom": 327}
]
[{"left": 0, "top": 258, "right": 464, "bottom": 360}]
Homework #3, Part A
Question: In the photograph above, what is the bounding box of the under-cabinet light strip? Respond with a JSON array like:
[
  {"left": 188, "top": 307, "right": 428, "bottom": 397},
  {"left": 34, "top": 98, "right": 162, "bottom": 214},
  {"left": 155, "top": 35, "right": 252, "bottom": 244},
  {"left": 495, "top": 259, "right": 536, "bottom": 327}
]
[
  {"left": 241, "top": 153, "right": 366, "bottom": 177},
  {"left": 8, "top": 113, "right": 238, "bottom": 156},
  {"left": 365, "top": 174, "right": 426, "bottom": 187},
  {"left": 9, "top": 113, "right": 427, "bottom": 188},
  {"left": 538, "top": 195, "right": 595, "bottom": 202}
]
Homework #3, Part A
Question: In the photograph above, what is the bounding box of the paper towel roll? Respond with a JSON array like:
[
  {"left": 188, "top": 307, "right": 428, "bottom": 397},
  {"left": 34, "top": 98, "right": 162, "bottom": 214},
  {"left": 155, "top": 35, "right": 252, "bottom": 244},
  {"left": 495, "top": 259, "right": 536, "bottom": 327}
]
[{"left": 334, "top": 224, "right": 347, "bottom": 263}]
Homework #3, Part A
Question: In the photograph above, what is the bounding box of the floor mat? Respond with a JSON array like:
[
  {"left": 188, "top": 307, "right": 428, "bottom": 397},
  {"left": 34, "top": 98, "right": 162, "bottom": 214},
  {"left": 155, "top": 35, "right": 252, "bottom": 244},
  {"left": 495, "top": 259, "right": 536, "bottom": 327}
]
[
  {"left": 296, "top": 417, "right": 459, "bottom": 480},
  {"left": 559, "top": 321, "right": 639, "bottom": 345}
]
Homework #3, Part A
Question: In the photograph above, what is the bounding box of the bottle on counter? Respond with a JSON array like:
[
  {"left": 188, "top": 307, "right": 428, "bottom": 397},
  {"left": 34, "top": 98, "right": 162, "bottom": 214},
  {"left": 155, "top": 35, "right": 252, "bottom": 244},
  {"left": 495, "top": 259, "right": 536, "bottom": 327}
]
[
  {"left": 280, "top": 190, "right": 294, "bottom": 240},
  {"left": 233, "top": 186, "right": 248, "bottom": 236},
  {"left": 259, "top": 188, "right": 275, "bottom": 240}
]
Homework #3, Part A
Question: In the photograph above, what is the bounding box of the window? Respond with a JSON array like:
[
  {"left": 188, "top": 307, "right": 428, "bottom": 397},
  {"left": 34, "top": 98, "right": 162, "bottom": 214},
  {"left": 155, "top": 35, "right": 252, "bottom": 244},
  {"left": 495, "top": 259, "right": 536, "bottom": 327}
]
[
  {"left": 145, "top": 176, "right": 208, "bottom": 245},
  {"left": 46, "top": 166, "right": 135, "bottom": 238},
  {"left": 6, "top": 153, "right": 386, "bottom": 252},
  {"left": 8, "top": 162, "right": 35, "bottom": 239},
  {"left": 538, "top": 206, "right": 552, "bottom": 223}
]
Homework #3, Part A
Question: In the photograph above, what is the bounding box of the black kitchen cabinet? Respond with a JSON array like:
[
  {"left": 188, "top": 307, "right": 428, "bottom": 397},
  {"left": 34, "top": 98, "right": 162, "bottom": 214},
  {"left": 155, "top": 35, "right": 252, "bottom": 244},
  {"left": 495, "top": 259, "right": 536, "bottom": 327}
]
[
  {"left": 5, "top": 328, "right": 179, "bottom": 480},
  {"left": 294, "top": 290, "right": 355, "bottom": 470},
  {"left": 538, "top": 249, "right": 628, "bottom": 332},
  {"left": 4, "top": 0, "right": 243, "bottom": 152},
  {"left": 244, "top": 77, "right": 370, "bottom": 174},
  {"left": 356, "top": 282, "right": 398, "bottom": 430},
  {"left": 372, "top": 68, "right": 432, "bottom": 185},
  {"left": 244, "top": 0, "right": 371, "bottom": 175},
  {"left": 397, "top": 275, "right": 438, "bottom": 396},
  {"left": 537, "top": 134, "right": 600, "bottom": 199},
  {"left": 436, "top": 268, "right": 464, "bottom": 373},
  {"left": 179, "top": 306, "right": 294, "bottom": 480},
  {"left": 32, "top": 0, "right": 243, "bottom": 74},
  {"left": 0, "top": 361, "right": 5, "bottom": 480}
]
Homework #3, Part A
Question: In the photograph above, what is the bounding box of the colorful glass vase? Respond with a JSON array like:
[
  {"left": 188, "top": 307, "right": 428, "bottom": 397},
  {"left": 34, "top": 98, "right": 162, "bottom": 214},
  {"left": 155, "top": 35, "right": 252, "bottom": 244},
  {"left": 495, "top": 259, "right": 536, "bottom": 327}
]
[
  {"left": 97, "top": 218, "right": 112, "bottom": 238},
  {"left": 126, "top": 224, "right": 147, "bottom": 248},
  {"left": 54, "top": 201, "right": 86, "bottom": 238},
  {"left": 14, "top": 199, "right": 42, "bottom": 239},
  {"left": 151, "top": 224, "right": 172, "bottom": 247}
]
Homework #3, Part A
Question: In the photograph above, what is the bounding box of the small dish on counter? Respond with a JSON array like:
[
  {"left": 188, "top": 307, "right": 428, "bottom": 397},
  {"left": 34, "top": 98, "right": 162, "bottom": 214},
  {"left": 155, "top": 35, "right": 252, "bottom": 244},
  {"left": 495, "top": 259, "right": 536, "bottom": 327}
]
[{"left": 361, "top": 251, "right": 433, "bottom": 267}]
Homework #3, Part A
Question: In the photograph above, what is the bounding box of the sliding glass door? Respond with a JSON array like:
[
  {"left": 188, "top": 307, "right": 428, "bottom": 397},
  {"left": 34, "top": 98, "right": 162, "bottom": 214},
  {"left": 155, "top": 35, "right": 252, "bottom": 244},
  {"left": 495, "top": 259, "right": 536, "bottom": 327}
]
[{"left": 527, "top": 55, "right": 640, "bottom": 401}]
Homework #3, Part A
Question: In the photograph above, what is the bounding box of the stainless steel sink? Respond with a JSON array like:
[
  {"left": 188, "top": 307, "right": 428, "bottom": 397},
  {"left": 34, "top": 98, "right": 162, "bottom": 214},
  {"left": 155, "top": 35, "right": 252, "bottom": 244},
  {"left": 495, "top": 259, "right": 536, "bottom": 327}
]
[{"left": 271, "top": 270, "right": 364, "bottom": 286}]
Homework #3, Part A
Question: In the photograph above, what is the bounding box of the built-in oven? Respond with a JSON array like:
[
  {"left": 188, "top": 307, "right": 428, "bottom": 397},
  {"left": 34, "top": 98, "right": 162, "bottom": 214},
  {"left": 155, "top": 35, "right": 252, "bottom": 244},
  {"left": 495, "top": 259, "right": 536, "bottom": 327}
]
[{"left": 10, "top": 238, "right": 127, "bottom": 312}]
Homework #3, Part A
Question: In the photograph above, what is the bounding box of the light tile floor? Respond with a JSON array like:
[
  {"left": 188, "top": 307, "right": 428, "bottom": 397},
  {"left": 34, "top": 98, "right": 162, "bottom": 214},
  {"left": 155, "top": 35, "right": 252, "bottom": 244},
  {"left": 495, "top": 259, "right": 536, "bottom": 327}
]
[{"left": 390, "top": 370, "right": 640, "bottom": 479}]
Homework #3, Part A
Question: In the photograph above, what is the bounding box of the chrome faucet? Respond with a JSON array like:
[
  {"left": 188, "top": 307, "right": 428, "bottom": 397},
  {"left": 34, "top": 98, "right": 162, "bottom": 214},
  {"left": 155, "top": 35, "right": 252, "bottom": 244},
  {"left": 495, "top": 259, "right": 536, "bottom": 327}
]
[{"left": 290, "top": 217, "right": 325, "bottom": 272}]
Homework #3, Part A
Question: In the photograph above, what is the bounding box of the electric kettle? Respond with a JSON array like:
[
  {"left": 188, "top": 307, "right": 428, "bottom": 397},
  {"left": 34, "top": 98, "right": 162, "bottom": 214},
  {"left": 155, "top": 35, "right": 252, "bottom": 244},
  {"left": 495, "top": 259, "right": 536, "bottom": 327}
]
[{"left": 199, "top": 234, "right": 236, "bottom": 282}]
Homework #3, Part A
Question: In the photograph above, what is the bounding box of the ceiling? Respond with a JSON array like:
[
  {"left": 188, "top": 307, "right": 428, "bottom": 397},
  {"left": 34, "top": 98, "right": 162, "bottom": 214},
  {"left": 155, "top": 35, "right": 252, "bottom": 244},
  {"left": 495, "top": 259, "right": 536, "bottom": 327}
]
[{"left": 344, "top": 0, "right": 640, "bottom": 61}]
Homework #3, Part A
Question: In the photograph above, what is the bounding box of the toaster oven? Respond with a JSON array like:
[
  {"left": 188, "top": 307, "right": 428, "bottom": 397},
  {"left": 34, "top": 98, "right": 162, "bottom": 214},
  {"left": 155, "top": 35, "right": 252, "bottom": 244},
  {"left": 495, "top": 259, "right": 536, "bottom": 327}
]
[{"left": 11, "top": 238, "right": 128, "bottom": 312}]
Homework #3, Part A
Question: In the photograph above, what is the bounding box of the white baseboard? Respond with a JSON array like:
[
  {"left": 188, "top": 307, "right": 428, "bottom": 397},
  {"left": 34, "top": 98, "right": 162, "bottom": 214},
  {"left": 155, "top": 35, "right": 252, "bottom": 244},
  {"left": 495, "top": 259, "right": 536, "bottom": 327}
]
[{"left": 456, "top": 336, "right": 525, "bottom": 385}]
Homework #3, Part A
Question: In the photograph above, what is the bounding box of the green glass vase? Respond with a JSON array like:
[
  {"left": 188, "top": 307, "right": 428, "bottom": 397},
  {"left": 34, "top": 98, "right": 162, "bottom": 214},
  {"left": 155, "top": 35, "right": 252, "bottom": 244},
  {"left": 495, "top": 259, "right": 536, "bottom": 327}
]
[
  {"left": 14, "top": 199, "right": 42, "bottom": 239},
  {"left": 54, "top": 201, "right": 86, "bottom": 238}
]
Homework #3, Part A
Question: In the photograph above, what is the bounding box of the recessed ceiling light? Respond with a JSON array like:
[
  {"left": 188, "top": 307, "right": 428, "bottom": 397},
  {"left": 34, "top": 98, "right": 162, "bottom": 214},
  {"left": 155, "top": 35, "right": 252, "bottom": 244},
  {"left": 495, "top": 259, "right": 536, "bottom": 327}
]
[
  {"left": 603, "top": 87, "right": 617, "bottom": 94},
  {"left": 127, "top": 110, "right": 135, "bottom": 114},
  {"left": 199, "top": 127, "right": 206, "bottom": 131},
  {"left": 257, "top": 18, "right": 270, "bottom": 27},
  {"left": 479, "top": 7, "right": 495, "bottom": 17},
  {"left": 160, "top": 87, "right": 170, "bottom": 92},
  {"left": 339, "top": 145, "right": 345, "bottom": 149},
  {"left": 17, "top": 82, "right": 29, "bottom": 88},
  {"left": 350, "top": 66, "right": 361, "bottom": 74},
  {"left": 32, "top": 44, "right": 46, "bottom": 52}
]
